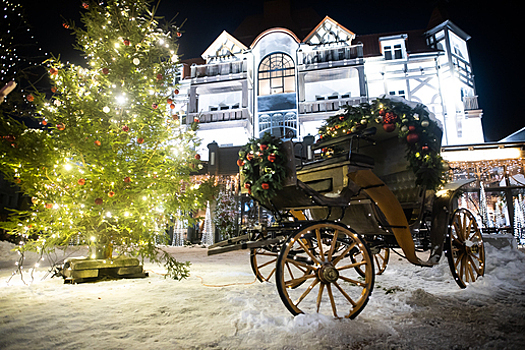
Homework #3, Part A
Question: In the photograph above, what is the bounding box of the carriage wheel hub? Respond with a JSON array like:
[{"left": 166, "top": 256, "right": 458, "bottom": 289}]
[{"left": 319, "top": 264, "right": 339, "bottom": 283}]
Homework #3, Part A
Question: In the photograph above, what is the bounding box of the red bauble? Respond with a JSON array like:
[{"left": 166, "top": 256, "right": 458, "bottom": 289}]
[
  {"left": 78, "top": 178, "right": 86, "bottom": 185},
  {"left": 195, "top": 154, "right": 201, "bottom": 160},
  {"left": 94, "top": 140, "right": 101, "bottom": 146},
  {"left": 422, "top": 145, "right": 430, "bottom": 152},
  {"left": 194, "top": 118, "right": 199, "bottom": 123},
  {"left": 62, "top": 23, "right": 69, "bottom": 29},
  {"left": 46, "top": 203, "right": 53, "bottom": 209},
  {"left": 383, "top": 112, "right": 398, "bottom": 124},
  {"left": 244, "top": 182, "right": 251, "bottom": 189},
  {"left": 102, "top": 68, "right": 109, "bottom": 75},
  {"left": 42, "top": 120, "right": 47, "bottom": 126},
  {"left": 122, "top": 125, "right": 129, "bottom": 132},
  {"left": 49, "top": 68, "right": 58, "bottom": 75},
  {"left": 407, "top": 133, "right": 419, "bottom": 144},
  {"left": 82, "top": 2, "right": 89, "bottom": 9},
  {"left": 137, "top": 138, "right": 144, "bottom": 144},
  {"left": 261, "top": 183, "right": 270, "bottom": 190},
  {"left": 267, "top": 153, "right": 276, "bottom": 162},
  {"left": 156, "top": 74, "right": 163, "bottom": 80},
  {"left": 51, "top": 87, "right": 57, "bottom": 93},
  {"left": 124, "top": 176, "right": 131, "bottom": 183},
  {"left": 259, "top": 144, "right": 268, "bottom": 151},
  {"left": 339, "top": 116, "right": 344, "bottom": 121},
  {"left": 379, "top": 108, "right": 386, "bottom": 116},
  {"left": 152, "top": 103, "right": 158, "bottom": 109},
  {"left": 56, "top": 123, "right": 65, "bottom": 131},
  {"left": 95, "top": 198, "right": 103, "bottom": 205},
  {"left": 408, "top": 125, "right": 416, "bottom": 132},
  {"left": 26, "top": 94, "right": 34, "bottom": 102},
  {"left": 383, "top": 123, "right": 396, "bottom": 133},
  {"left": 123, "top": 39, "right": 130, "bottom": 46},
  {"left": 176, "top": 31, "right": 182, "bottom": 38},
  {"left": 170, "top": 104, "right": 175, "bottom": 109},
  {"left": 246, "top": 153, "right": 254, "bottom": 161},
  {"left": 237, "top": 159, "right": 244, "bottom": 167},
  {"left": 167, "top": 98, "right": 173, "bottom": 104},
  {"left": 174, "top": 89, "right": 179, "bottom": 95},
  {"left": 108, "top": 191, "right": 115, "bottom": 197}
]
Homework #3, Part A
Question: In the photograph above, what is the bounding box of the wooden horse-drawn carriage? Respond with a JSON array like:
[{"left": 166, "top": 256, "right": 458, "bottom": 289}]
[{"left": 208, "top": 97, "right": 485, "bottom": 319}]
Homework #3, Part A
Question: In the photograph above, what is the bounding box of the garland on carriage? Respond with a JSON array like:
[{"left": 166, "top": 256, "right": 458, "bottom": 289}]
[{"left": 237, "top": 96, "right": 447, "bottom": 201}]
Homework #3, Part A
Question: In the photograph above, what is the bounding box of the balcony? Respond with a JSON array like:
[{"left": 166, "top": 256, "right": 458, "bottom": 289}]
[
  {"left": 299, "top": 95, "right": 365, "bottom": 114},
  {"left": 189, "top": 107, "right": 251, "bottom": 124},
  {"left": 190, "top": 60, "right": 247, "bottom": 79},
  {"left": 300, "top": 45, "right": 363, "bottom": 66},
  {"left": 463, "top": 96, "right": 479, "bottom": 111}
]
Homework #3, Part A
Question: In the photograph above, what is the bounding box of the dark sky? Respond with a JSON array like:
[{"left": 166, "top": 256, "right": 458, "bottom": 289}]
[{"left": 19, "top": 0, "right": 524, "bottom": 142}]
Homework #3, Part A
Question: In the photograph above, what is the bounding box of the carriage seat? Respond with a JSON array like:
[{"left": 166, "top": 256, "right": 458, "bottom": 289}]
[{"left": 380, "top": 170, "right": 421, "bottom": 205}]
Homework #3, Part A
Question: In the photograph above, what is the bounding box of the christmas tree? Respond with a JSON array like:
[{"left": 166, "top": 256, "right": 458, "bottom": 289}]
[{"left": 0, "top": 0, "right": 202, "bottom": 279}]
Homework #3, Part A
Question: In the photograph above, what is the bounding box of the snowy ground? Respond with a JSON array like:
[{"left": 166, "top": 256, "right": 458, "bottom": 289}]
[{"left": 1, "top": 240, "right": 524, "bottom": 350}]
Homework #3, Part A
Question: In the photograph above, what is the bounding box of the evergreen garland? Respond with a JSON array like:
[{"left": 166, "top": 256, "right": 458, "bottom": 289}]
[
  {"left": 318, "top": 97, "right": 446, "bottom": 190},
  {"left": 238, "top": 133, "right": 287, "bottom": 202}
]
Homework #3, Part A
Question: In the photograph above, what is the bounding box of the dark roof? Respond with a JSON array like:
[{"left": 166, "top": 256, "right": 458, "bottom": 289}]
[{"left": 356, "top": 29, "right": 440, "bottom": 58}]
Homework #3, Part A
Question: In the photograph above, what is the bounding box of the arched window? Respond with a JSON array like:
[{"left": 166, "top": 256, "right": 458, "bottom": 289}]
[{"left": 258, "top": 53, "right": 295, "bottom": 96}]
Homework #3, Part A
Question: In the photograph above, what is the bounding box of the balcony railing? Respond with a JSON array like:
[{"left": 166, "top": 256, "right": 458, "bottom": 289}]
[
  {"left": 191, "top": 60, "right": 247, "bottom": 79},
  {"left": 189, "top": 107, "right": 250, "bottom": 124},
  {"left": 300, "top": 45, "right": 363, "bottom": 65},
  {"left": 463, "top": 96, "right": 479, "bottom": 111},
  {"left": 299, "top": 96, "right": 365, "bottom": 114}
]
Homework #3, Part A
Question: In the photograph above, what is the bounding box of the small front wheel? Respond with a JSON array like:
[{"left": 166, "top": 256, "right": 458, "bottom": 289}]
[
  {"left": 250, "top": 246, "right": 279, "bottom": 283},
  {"left": 446, "top": 208, "right": 485, "bottom": 288},
  {"left": 275, "top": 222, "right": 374, "bottom": 319}
]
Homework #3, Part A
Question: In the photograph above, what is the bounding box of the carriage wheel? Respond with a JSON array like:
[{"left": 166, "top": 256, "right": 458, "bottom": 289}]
[
  {"left": 250, "top": 247, "right": 279, "bottom": 283},
  {"left": 352, "top": 246, "right": 390, "bottom": 277},
  {"left": 446, "top": 208, "right": 485, "bottom": 289},
  {"left": 276, "top": 222, "right": 374, "bottom": 319}
]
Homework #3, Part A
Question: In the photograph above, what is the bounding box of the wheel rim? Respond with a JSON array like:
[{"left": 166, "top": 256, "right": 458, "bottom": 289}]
[
  {"left": 446, "top": 208, "right": 485, "bottom": 288},
  {"left": 276, "top": 222, "right": 374, "bottom": 319},
  {"left": 250, "top": 247, "right": 279, "bottom": 283}
]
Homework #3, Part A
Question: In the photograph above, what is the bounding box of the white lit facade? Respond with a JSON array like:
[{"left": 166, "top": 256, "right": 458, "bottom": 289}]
[{"left": 177, "top": 16, "right": 484, "bottom": 159}]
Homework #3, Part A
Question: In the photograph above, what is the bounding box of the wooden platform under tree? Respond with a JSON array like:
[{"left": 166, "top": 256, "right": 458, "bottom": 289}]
[{"left": 62, "top": 256, "right": 148, "bottom": 284}]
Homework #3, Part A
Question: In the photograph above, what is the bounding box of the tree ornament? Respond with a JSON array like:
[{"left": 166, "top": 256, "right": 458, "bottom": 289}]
[
  {"left": 94, "top": 140, "right": 101, "bottom": 146},
  {"left": 408, "top": 125, "right": 416, "bottom": 132},
  {"left": 108, "top": 191, "right": 115, "bottom": 197},
  {"left": 383, "top": 112, "right": 398, "bottom": 124},
  {"left": 63, "top": 23, "right": 70, "bottom": 29},
  {"left": 383, "top": 123, "right": 396, "bottom": 132},
  {"left": 137, "top": 138, "right": 144, "bottom": 144},
  {"left": 194, "top": 154, "right": 201, "bottom": 160},
  {"left": 244, "top": 182, "right": 251, "bottom": 189},
  {"left": 78, "top": 178, "right": 86, "bottom": 185},
  {"left": 56, "top": 123, "right": 65, "bottom": 131},
  {"left": 194, "top": 118, "right": 199, "bottom": 123},
  {"left": 176, "top": 31, "right": 182, "bottom": 38},
  {"left": 379, "top": 108, "right": 386, "bottom": 116},
  {"left": 95, "top": 198, "right": 103, "bottom": 205},
  {"left": 82, "top": 2, "right": 89, "bottom": 9},
  {"left": 167, "top": 98, "right": 173, "bottom": 104},
  {"left": 407, "top": 133, "right": 419, "bottom": 144},
  {"left": 421, "top": 120, "right": 430, "bottom": 128},
  {"left": 156, "top": 73, "right": 163, "bottom": 81},
  {"left": 237, "top": 159, "right": 244, "bottom": 167},
  {"left": 170, "top": 104, "right": 175, "bottom": 109},
  {"left": 49, "top": 68, "right": 58, "bottom": 75},
  {"left": 152, "top": 103, "right": 158, "bottom": 109},
  {"left": 401, "top": 125, "right": 408, "bottom": 132},
  {"left": 422, "top": 144, "right": 430, "bottom": 152},
  {"left": 360, "top": 118, "right": 368, "bottom": 124},
  {"left": 124, "top": 176, "right": 131, "bottom": 183},
  {"left": 122, "top": 125, "right": 129, "bottom": 132},
  {"left": 26, "top": 94, "right": 34, "bottom": 102},
  {"left": 103, "top": 106, "right": 110, "bottom": 113},
  {"left": 133, "top": 58, "right": 140, "bottom": 65},
  {"left": 51, "top": 87, "right": 57, "bottom": 93},
  {"left": 174, "top": 89, "right": 179, "bottom": 95},
  {"left": 259, "top": 144, "right": 268, "bottom": 151},
  {"left": 123, "top": 39, "right": 130, "bottom": 46},
  {"left": 268, "top": 153, "right": 276, "bottom": 162},
  {"left": 46, "top": 203, "right": 53, "bottom": 209},
  {"left": 246, "top": 153, "right": 254, "bottom": 161},
  {"left": 42, "top": 120, "right": 47, "bottom": 126},
  {"left": 102, "top": 68, "right": 109, "bottom": 75},
  {"left": 261, "top": 183, "right": 270, "bottom": 190}
]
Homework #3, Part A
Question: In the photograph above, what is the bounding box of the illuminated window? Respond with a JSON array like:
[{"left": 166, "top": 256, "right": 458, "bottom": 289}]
[{"left": 258, "top": 53, "right": 295, "bottom": 96}]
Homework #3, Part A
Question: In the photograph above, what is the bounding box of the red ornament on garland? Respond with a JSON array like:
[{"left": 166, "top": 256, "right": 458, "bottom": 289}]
[
  {"left": 94, "top": 140, "right": 101, "bottom": 146},
  {"left": 122, "top": 125, "right": 129, "bottom": 132},
  {"left": 176, "top": 31, "right": 182, "bottom": 38},
  {"left": 261, "top": 183, "right": 270, "bottom": 190},
  {"left": 167, "top": 98, "right": 173, "bottom": 104},
  {"left": 267, "top": 153, "right": 276, "bottom": 162},
  {"left": 156, "top": 74, "right": 163, "bottom": 81},
  {"left": 123, "top": 39, "right": 130, "bottom": 46},
  {"left": 152, "top": 103, "right": 158, "bottom": 109},
  {"left": 56, "top": 123, "right": 65, "bottom": 131},
  {"left": 259, "top": 144, "right": 268, "bottom": 151},
  {"left": 379, "top": 108, "right": 386, "bottom": 116},
  {"left": 82, "top": 2, "right": 89, "bottom": 9},
  {"left": 108, "top": 191, "right": 115, "bottom": 197},
  {"left": 78, "top": 178, "right": 86, "bottom": 185},
  {"left": 383, "top": 123, "right": 396, "bottom": 133},
  {"left": 237, "top": 159, "right": 244, "bottom": 167},
  {"left": 170, "top": 104, "right": 175, "bottom": 109},
  {"left": 408, "top": 125, "right": 416, "bottom": 132},
  {"left": 407, "top": 133, "right": 419, "bottom": 144},
  {"left": 195, "top": 154, "right": 201, "bottom": 160},
  {"left": 49, "top": 68, "right": 58, "bottom": 75},
  {"left": 95, "top": 198, "right": 103, "bottom": 205},
  {"left": 46, "top": 203, "right": 53, "bottom": 209},
  {"left": 102, "top": 68, "right": 109, "bottom": 75},
  {"left": 174, "top": 89, "right": 179, "bottom": 95},
  {"left": 26, "top": 94, "right": 34, "bottom": 102},
  {"left": 422, "top": 145, "right": 430, "bottom": 152},
  {"left": 383, "top": 112, "right": 398, "bottom": 124},
  {"left": 62, "top": 23, "right": 69, "bottom": 29},
  {"left": 124, "top": 176, "right": 131, "bottom": 183},
  {"left": 42, "top": 120, "right": 47, "bottom": 126},
  {"left": 246, "top": 153, "right": 254, "bottom": 161},
  {"left": 137, "top": 138, "right": 144, "bottom": 144},
  {"left": 244, "top": 182, "right": 251, "bottom": 189},
  {"left": 51, "top": 87, "right": 57, "bottom": 93}
]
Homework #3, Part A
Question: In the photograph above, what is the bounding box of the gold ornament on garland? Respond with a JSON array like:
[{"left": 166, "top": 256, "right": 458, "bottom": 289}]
[
  {"left": 238, "top": 133, "right": 287, "bottom": 202},
  {"left": 318, "top": 97, "right": 446, "bottom": 190}
]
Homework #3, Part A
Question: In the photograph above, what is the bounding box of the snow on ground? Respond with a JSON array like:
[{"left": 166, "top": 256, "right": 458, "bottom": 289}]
[{"left": 1, "top": 240, "right": 525, "bottom": 350}]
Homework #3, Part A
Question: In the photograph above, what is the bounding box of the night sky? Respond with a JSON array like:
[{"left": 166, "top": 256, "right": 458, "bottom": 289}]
[{"left": 18, "top": 0, "right": 524, "bottom": 142}]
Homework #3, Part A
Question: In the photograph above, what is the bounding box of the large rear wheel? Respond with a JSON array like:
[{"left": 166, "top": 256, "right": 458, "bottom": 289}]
[
  {"left": 275, "top": 222, "right": 374, "bottom": 319},
  {"left": 446, "top": 208, "right": 485, "bottom": 288},
  {"left": 250, "top": 246, "right": 279, "bottom": 283}
]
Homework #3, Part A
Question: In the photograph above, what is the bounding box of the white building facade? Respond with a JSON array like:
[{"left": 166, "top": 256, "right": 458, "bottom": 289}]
[{"left": 177, "top": 16, "right": 484, "bottom": 159}]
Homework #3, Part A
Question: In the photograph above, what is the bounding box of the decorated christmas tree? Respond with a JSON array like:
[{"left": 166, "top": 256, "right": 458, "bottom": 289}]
[{"left": 0, "top": 0, "right": 202, "bottom": 279}]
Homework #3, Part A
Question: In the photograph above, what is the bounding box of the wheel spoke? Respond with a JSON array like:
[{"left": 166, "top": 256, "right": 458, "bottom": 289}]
[
  {"left": 295, "top": 238, "right": 322, "bottom": 265},
  {"left": 258, "top": 252, "right": 279, "bottom": 257},
  {"left": 339, "top": 275, "right": 366, "bottom": 287},
  {"left": 258, "top": 258, "right": 277, "bottom": 269},
  {"left": 265, "top": 267, "right": 276, "bottom": 281},
  {"left": 333, "top": 281, "right": 357, "bottom": 307},
  {"left": 285, "top": 261, "right": 295, "bottom": 280},
  {"left": 332, "top": 241, "right": 357, "bottom": 266},
  {"left": 285, "top": 273, "right": 316, "bottom": 288},
  {"left": 328, "top": 229, "right": 339, "bottom": 261},
  {"left": 315, "top": 228, "right": 325, "bottom": 262},
  {"left": 316, "top": 283, "right": 325, "bottom": 312},
  {"left": 337, "top": 261, "right": 367, "bottom": 271},
  {"left": 285, "top": 259, "right": 308, "bottom": 273},
  {"left": 467, "top": 255, "right": 481, "bottom": 276},
  {"left": 295, "top": 278, "right": 319, "bottom": 306},
  {"left": 326, "top": 284, "right": 339, "bottom": 318},
  {"left": 454, "top": 250, "right": 465, "bottom": 269}
]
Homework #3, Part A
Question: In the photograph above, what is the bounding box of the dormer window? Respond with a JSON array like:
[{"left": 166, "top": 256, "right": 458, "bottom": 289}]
[{"left": 379, "top": 34, "right": 407, "bottom": 61}]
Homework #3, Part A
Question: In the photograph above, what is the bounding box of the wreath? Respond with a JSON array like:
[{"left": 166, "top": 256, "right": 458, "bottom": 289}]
[
  {"left": 318, "top": 97, "right": 447, "bottom": 190},
  {"left": 238, "top": 133, "right": 287, "bottom": 202}
]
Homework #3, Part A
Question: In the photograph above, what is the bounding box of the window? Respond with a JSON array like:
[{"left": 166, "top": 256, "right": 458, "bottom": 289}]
[
  {"left": 384, "top": 44, "right": 403, "bottom": 60},
  {"left": 258, "top": 53, "right": 295, "bottom": 96}
]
